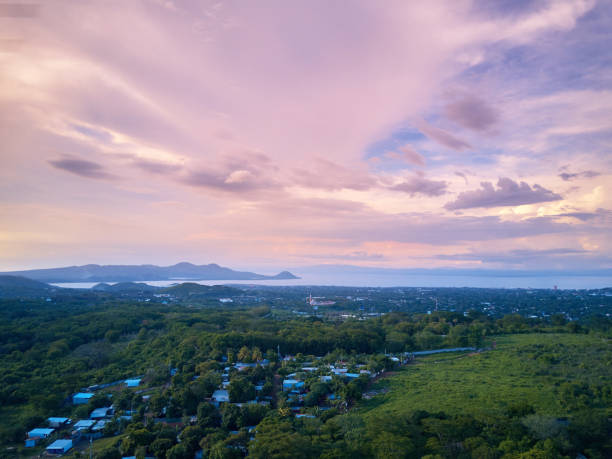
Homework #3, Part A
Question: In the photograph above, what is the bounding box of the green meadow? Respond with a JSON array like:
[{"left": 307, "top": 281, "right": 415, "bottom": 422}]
[{"left": 358, "top": 333, "right": 611, "bottom": 418}]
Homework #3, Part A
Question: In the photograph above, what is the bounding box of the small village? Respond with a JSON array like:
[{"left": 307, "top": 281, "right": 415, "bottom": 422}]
[
  {"left": 19, "top": 341, "right": 487, "bottom": 458},
  {"left": 21, "top": 347, "right": 427, "bottom": 458}
]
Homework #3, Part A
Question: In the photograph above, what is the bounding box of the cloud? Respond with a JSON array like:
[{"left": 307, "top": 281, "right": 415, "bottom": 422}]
[
  {"left": 292, "top": 158, "right": 376, "bottom": 191},
  {"left": 415, "top": 120, "right": 472, "bottom": 151},
  {"left": 132, "top": 158, "right": 183, "bottom": 175},
  {"left": 390, "top": 174, "right": 448, "bottom": 197},
  {"left": 384, "top": 145, "right": 426, "bottom": 167},
  {"left": 309, "top": 251, "right": 386, "bottom": 261},
  {"left": 444, "top": 94, "right": 499, "bottom": 131},
  {"left": 48, "top": 157, "right": 116, "bottom": 180},
  {"left": 438, "top": 247, "right": 588, "bottom": 263},
  {"left": 445, "top": 177, "right": 562, "bottom": 210},
  {"left": 559, "top": 170, "right": 601, "bottom": 181},
  {"left": 455, "top": 171, "right": 469, "bottom": 184}
]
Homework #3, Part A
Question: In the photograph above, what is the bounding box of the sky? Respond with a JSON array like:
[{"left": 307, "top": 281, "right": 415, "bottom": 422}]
[{"left": 0, "top": 0, "right": 611, "bottom": 275}]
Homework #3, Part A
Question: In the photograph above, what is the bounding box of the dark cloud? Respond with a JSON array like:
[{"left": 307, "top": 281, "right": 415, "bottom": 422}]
[
  {"left": 390, "top": 174, "right": 447, "bottom": 197},
  {"left": 444, "top": 94, "right": 499, "bottom": 131},
  {"left": 416, "top": 121, "right": 471, "bottom": 151},
  {"left": 559, "top": 170, "right": 600, "bottom": 181},
  {"left": 183, "top": 169, "right": 261, "bottom": 193},
  {"left": 557, "top": 212, "right": 598, "bottom": 221},
  {"left": 445, "top": 177, "right": 562, "bottom": 210},
  {"left": 48, "top": 157, "right": 116, "bottom": 179}
]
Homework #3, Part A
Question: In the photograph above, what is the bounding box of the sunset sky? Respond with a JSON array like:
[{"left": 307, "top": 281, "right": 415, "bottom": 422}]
[{"left": 1, "top": 0, "right": 611, "bottom": 274}]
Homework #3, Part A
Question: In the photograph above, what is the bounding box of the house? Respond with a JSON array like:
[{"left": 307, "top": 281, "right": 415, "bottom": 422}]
[
  {"left": 26, "top": 428, "right": 55, "bottom": 447},
  {"left": 212, "top": 390, "right": 229, "bottom": 403},
  {"left": 28, "top": 428, "right": 55, "bottom": 439},
  {"left": 48, "top": 417, "right": 70, "bottom": 428},
  {"left": 282, "top": 379, "right": 305, "bottom": 391},
  {"left": 46, "top": 439, "right": 73, "bottom": 455},
  {"left": 72, "top": 393, "right": 94, "bottom": 404},
  {"left": 73, "top": 419, "right": 96, "bottom": 431},
  {"left": 90, "top": 407, "right": 111, "bottom": 419},
  {"left": 320, "top": 376, "right": 333, "bottom": 383},
  {"left": 125, "top": 378, "right": 141, "bottom": 387},
  {"left": 91, "top": 420, "right": 107, "bottom": 432},
  {"left": 25, "top": 438, "right": 40, "bottom": 447}
]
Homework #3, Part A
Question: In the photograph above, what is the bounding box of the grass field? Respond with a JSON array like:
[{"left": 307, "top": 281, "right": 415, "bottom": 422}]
[{"left": 358, "top": 333, "right": 611, "bottom": 418}]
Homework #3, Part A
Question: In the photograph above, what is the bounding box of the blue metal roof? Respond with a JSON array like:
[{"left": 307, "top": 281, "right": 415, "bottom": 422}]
[
  {"left": 47, "top": 439, "right": 72, "bottom": 449},
  {"left": 28, "top": 428, "right": 54, "bottom": 437}
]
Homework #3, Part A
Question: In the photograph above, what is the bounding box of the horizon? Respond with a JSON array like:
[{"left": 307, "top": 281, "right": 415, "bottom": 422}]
[{"left": 1, "top": 1, "right": 611, "bottom": 278}]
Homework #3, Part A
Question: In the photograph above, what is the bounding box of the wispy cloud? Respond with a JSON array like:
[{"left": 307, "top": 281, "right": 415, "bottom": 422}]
[{"left": 416, "top": 120, "right": 472, "bottom": 151}]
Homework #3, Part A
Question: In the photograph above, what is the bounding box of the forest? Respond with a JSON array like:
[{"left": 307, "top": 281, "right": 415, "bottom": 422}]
[{"left": 0, "top": 291, "right": 610, "bottom": 458}]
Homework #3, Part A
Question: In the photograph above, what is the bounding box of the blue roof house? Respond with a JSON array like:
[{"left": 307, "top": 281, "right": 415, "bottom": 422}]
[
  {"left": 46, "top": 439, "right": 73, "bottom": 455},
  {"left": 282, "top": 380, "right": 305, "bottom": 391},
  {"left": 28, "top": 428, "right": 55, "bottom": 439},
  {"left": 125, "top": 378, "right": 141, "bottom": 388},
  {"left": 47, "top": 417, "right": 70, "bottom": 428},
  {"left": 72, "top": 393, "right": 94, "bottom": 404},
  {"left": 90, "top": 407, "right": 110, "bottom": 419}
]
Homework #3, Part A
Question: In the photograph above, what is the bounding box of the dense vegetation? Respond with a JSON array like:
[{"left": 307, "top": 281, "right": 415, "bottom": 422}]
[{"left": 0, "top": 287, "right": 610, "bottom": 458}]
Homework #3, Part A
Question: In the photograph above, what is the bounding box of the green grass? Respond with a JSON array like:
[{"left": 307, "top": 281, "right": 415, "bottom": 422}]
[{"left": 358, "top": 333, "right": 611, "bottom": 418}]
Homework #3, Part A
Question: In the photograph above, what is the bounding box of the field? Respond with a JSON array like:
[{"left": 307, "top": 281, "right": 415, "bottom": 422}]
[{"left": 358, "top": 333, "right": 612, "bottom": 418}]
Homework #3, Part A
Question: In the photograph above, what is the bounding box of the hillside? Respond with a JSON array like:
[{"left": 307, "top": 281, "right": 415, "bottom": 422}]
[
  {"left": 0, "top": 275, "right": 56, "bottom": 298},
  {"left": 358, "top": 333, "right": 611, "bottom": 418}
]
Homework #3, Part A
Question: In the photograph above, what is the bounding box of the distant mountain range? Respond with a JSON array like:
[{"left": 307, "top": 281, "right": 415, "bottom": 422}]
[{"left": 1, "top": 262, "right": 299, "bottom": 283}]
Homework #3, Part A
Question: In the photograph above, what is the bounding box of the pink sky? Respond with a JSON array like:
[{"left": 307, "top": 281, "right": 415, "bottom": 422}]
[{"left": 0, "top": 0, "right": 610, "bottom": 273}]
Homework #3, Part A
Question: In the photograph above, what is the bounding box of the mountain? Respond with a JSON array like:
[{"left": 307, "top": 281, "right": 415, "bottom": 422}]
[
  {"left": 0, "top": 275, "right": 57, "bottom": 298},
  {"left": 2, "top": 262, "right": 300, "bottom": 283}
]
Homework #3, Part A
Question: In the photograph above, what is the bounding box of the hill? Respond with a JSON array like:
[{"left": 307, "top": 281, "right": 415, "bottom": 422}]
[
  {"left": 0, "top": 275, "right": 56, "bottom": 298},
  {"left": 161, "top": 282, "right": 242, "bottom": 298},
  {"left": 1, "top": 262, "right": 299, "bottom": 283}
]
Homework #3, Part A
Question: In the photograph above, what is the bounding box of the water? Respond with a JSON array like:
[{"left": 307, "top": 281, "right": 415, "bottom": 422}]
[{"left": 51, "top": 274, "right": 611, "bottom": 290}]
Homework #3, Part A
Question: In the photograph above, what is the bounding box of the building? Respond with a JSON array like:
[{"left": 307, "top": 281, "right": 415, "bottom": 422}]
[
  {"left": 72, "top": 393, "right": 94, "bottom": 404},
  {"left": 125, "top": 378, "right": 141, "bottom": 387},
  {"left": 282, "top": 379, "right": 305, "bottom": 391},
  {"left": 73, "top": 419, "right": 97, "bottom": 432},
  {"left": 90, "top": 407, "right": 111, "bottom": 419},
  {"left": 47, "top": 417, "right": 70, "bottom": 428},
  {"left": 46, "top": 439, "right": 73, "bottom": 455},
  {"left": 26, "top": 428, "right": 55, "bottom": 447},
  {"left": 27, "top": 428, "right": 55, "bottom": 439},
  {"left": 212, "top": 390, "right": 229, "bottom": 403}
]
